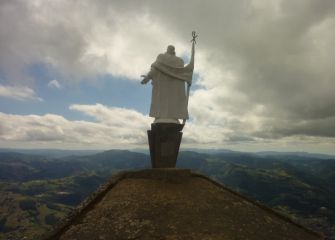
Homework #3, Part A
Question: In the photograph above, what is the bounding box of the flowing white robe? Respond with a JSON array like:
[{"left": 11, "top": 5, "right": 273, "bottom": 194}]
[{"left": 147, "top": 45, "right": 194, "bottom": 120}]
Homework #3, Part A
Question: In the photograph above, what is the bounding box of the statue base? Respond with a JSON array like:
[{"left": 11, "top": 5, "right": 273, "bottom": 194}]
[{"left": 147, "top": 123, "right": 183, "bottom": 168}]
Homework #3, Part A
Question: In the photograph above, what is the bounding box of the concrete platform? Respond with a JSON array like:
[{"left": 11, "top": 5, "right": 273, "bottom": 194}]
[{"left": 44, "top": 169, "right": 323, "bottom": 240}]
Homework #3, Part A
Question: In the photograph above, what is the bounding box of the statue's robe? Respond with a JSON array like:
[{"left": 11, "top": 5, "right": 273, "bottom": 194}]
[{"left": 148, "top": 46, "right": 194, "bottom": 120}]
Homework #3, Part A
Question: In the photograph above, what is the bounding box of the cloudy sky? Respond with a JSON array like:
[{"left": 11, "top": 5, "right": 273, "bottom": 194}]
[{"left": 1, "top": 0, "right": 335, "bottom": 154}]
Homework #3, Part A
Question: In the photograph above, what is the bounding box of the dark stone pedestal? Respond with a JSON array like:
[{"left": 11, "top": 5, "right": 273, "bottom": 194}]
[{"left": 147, "top": 123, "right": 183, "bottom": 168}]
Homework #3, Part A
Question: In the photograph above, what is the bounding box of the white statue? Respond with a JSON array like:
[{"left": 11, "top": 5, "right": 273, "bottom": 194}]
[{"left": 141, "top": 32, "right": 197, "bottom": 124}]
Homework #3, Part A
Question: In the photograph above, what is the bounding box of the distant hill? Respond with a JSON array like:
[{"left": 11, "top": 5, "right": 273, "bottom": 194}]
[
  {"left": 0, "top": 148, "right": 103, "bottom": 158},
  {"left": 0, "top": 150, "right": 334, "bottom": 239},
  {"left": 0, "top": 150, "right": 150, "bottom": 181}
]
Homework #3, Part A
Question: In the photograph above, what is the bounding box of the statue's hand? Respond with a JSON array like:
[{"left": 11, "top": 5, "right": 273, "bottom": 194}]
[{"left": 141, "top": 75, "right": 150, "bottom": 84}]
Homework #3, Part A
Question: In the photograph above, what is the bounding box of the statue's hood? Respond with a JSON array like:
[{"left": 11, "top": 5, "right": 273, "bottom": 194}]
[{"left": 151, "top": 53, "right": 194, "bottom": 84}]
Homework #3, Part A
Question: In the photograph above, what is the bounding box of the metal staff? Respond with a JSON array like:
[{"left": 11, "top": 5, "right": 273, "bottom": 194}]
[{"left": 182, "top": 31, "right": 198, "bottom": 125}]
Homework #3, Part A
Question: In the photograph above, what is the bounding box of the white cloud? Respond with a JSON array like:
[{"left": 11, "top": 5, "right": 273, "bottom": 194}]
[
  {"left": 0, "top": 101, "right": 233, "bottom": 148},
  {"left": 0, "top": 0, "right": 188, "bottom": 83},
  {"left": 1, "top": 0, "right": 335, "bottom": 150},
  {"left": 0, "top": 104, "right": 151, "bottom": 148},
  {"left": 47, "top": 79, "right": 61, "bottom": 89},
  {"left": 69, "top": 103, "right": 151, "bottom": 130},
  {"left": 1, "top": 104, "right": 335, "bottom": 154},
  {"left": 0, "top": 84, "right": 43, "bottom": 101}
]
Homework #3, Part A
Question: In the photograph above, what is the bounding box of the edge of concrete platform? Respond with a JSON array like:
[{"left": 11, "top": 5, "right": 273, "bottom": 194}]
[
  {"left": 192, "top": 172, "right": 324, "bottom": 240},
  {"left": 41, "top": 168, "right": 324, "bottom": 240},
  {"left": 125, "top": 168, "right": 191, "bottom": 183},
  {"left": 41, "top": 170, "right": 129, "bottom": 240}
]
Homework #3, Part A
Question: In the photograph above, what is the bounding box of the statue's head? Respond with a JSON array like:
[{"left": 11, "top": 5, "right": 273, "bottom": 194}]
[{"left": 166, "top": 45, "right": 176, "bottom": 55}]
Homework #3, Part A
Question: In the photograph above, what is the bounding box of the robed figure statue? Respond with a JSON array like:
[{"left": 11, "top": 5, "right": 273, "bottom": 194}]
[
  {"left": 141, "top": 34, "right": 196, "bottom": 124},
  {"left": 141, "top": 32, "right": 197, "bottom": 168}
]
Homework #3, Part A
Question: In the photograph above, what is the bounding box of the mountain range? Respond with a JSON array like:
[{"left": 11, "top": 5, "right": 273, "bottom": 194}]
[{"left": 0, "top": 149, "right": 334, "bottom": 239}]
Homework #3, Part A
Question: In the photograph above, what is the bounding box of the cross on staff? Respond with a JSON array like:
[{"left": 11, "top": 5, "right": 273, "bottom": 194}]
[{"left": 191, "top": 31, "right": 198, "bottom": 44}]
